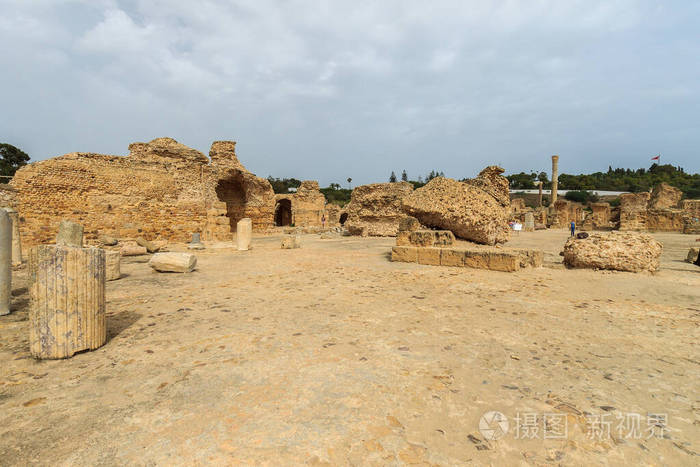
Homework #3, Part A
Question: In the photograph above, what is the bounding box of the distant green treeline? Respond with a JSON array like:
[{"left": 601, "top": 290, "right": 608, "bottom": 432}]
[{"left": 507, "top": 164, "right": 700, "bottom": 198}]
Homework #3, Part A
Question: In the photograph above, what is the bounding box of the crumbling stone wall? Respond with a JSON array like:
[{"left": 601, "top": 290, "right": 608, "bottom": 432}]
[
  {"left": 590, "top": 202, "right": 611, "bottom": 229},
  {"left": 274, "top": 181, "right": 327, "bottom": 227},
  {"left": 0, "top": 184, "right": 17, "bottom": 209},
  {"left": 619, "top": 192, "right": 650, "bottom": 231},
  {"left": 550, "top": 200, "right": 583, "bottom": 226},
  {"left": 345, "top": 182, "right": 414, "bottom": 236},
  {"left": 10, "top": 137, "right": 276, "bottom": 247},
  {"left": 619, "top": 185, "right": 697, "bottom": 232}
]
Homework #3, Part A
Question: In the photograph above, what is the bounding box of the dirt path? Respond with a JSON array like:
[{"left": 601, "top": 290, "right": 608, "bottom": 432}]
[{"left": 1, "top": 231, "right": 698, "bottom": 465}]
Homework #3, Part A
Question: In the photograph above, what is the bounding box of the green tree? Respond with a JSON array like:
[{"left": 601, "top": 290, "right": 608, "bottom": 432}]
[
  {"left": 389, "top": 171, "right": 397, "bottom": 183},
  {"left": 347, "top": 177, "right": 352, "bottom": 189},
  {"left": 0, "top": 143, "right": 30, "bottom": 178},
  {"left": 401, "top": 170, "right": 408, "bottom": 182}
]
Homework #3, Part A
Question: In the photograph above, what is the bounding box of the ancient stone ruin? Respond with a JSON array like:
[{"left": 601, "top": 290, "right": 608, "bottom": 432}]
[
  {"left": 9, "top": 138, "right": 337, "bottom": 248},
  {"left": 274, "top": 181, "right": 327, "bottom": 228},
  {"left": 344, "top": 181, "right": 414, "bottom": 236},
  {"left": 618, "top": 183, "right": 697, "bottom": 233},
  {"left": 402, "top": 167, "right": 511, "bottom": 245}
]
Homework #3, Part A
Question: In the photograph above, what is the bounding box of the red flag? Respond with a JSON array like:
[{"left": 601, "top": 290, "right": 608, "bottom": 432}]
[{"left": 651, "top": 155, "right": 660, "bottom": 161}]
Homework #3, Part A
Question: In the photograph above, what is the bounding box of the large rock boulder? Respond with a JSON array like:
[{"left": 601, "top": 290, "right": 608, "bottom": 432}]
[
  {"left": 562, "top": 232, "right": 662, "bottom": 272},
  {"left": 345, "top": 182, "right": 414, "bottom": 236},
  {"left": 401, "top": 167, "right": 510, "bottom": 245}
]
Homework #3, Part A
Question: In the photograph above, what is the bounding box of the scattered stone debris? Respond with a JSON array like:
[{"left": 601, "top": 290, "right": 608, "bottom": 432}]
[
  {"left": 136, "top": 237, "right": 160, "bottom": 253},
  {"left": 120, "top": 242, "right": 148, "bottom": 256},
  {"left": 281, "top": 235, "right": 301, "bottom": 249},
  {"left": 562, "top": 231, "right": 662, "bottom": 272},
  {"left": 396, "top": 230, "right": 455, "bottom": 247},
  {"left": 98, "top": 235, "right": 118, "bottom": 246},
  {"left": 148, "top": 252, "right": 197, "bottom": 273},
  {"left": 686, "top": 247, "right": 700, "bottom": 263}
]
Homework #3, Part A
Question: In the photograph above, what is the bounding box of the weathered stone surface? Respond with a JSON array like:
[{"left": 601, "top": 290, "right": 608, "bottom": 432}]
[
  {"left": 10, "top": 138, "right": 277, "bottom": 247},
  {"left": 29, "top": 245, "right": 106, "bottom": 359},
  {"left": 391, "top": 244, "right": 542, "bottom": 272},
  {"left": 398, "top": 230, "right": 455, "bottom": 247},
  {"left": 56, "top": 220, "right": 83, "bottom": 247},
  {"left": 149, "top": 252, "right": 197, "bottom": 273},
  {"left": 398, "top": 216, "right": 422, "bottom": 232},
  {"left": 0, "top": 209, "right": 11, "bottom": 315},
  {"left": 120, "top": 243, "right": 148, "bottom": 256},
  {"left": 391, "top": 246, "right": 418, "bottom": 263},
  {"left": 523, "top": 212, "right": 535, "bottom": 232},
  {"left": 274, "top": 181, "right": 327, "bottom": 228},
  {"left": 562, "top": 232, "right": 662, "bottom": 272},
  {"left": 345, "top": 182, "right": 414, "bottom": 236},
  {"left": 402, "top": 168, "right": 510, "bottom": 245},
  {"left": 136, "top": 236, "right": 160, "bottom": 253},
  {"left": 105, "top": 250, "right": 121, "bottom": 281},
  {"left": 686, "top": 247, "right": 700, "bottom": 263},
  {"left": 237, "top": 218, "right": 252, "bottom": 251},
  {"left": 417, "top": 247, "right": 442, "bottom": 266},
  {"left": 98, "top": 235, "right": 118, "bottom": 246},
  {"left": 649, "top": 182, "right": 682, "bottom": 210},
  {"left": 4, "top": 208, "right": 22, "bottom": 266},
  {"left": 619, "top": 192, "right": 651, "bottom": 231},
  {"left": 281, "top": 235, "right": 301, "bottom": 249}
]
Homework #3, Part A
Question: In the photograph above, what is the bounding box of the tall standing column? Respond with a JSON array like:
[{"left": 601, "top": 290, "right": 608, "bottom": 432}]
[
  {"left": 551, "top": 155, "right": 559, "bottom": 205},
  {"left": 6, "top": 208, "right": 22, "bottom": 266},
  {"left": 0, "top": 209, "right": 11, "bottom": 316},
  {"left": 537, "top": 181, "right": 543, "bottom": 208}
]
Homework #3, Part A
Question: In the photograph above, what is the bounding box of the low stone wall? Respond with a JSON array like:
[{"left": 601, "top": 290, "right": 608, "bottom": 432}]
[{"left": 391, "top": 245, "right": 543, "bottom": 272}]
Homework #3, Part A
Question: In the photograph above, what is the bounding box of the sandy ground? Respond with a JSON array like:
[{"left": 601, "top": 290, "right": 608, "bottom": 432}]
[{"left": 0, "top": 230, "right": 698, "bottom": 466}]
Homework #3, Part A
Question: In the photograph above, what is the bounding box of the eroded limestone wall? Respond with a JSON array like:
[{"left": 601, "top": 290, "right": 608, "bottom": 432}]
[{"left": 10, "top": 138, "right": 275, "bottom": 247}]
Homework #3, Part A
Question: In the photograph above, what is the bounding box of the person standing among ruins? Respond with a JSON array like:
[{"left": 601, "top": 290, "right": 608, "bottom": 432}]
[
  {"left": 322, "top": 214, "right": 326, "bottom": 229},
  {"left": 570, "top": 221, "right": 576, "bottom": 237}
]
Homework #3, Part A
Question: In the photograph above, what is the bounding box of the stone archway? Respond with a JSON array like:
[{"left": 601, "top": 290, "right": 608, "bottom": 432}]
[
  {"left": 275, "top": 199, "right": 292, "bottom": 226},
  {"left": 215, "top": 177, "right": 247, "bottom": 231}
]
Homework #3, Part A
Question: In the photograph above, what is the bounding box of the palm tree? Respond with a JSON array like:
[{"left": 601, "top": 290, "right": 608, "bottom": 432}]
[{"left": 347, "top": 177, "right": 352, "bottom": 189}]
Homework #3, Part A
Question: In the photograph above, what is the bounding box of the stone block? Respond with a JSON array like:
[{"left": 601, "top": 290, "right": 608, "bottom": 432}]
[
  {"left": 686, "top": 247, "right": 700, "bottom": 263},
  {"left": 120, "top": 243, "right": 147, "bottom": 256},
  {"left": 440, "top": 249, "right": 465, "bottom": 267},
  {"left": 417, "top": 247, "right": 441, "bottom": 266},
  {"left": 105, "top": 250, "right": 121, "bottom": 281},
  {"left": 281, "top": 235, "right": 301, "bottom": 249},
  {"left": 149, "top": 252, "right": 197, "bottom": 273},
  {"left": 391, "top": 246, "right": 418, "bottom": 263},
  {"left": 396, "top": 231, "right": 411, "bottom": 246},
  {"left": 136, "top": 236, "right": 160, "bottom": 253},
  {"left": 56, "top": 220, "right": 83, "bottom": 247}
]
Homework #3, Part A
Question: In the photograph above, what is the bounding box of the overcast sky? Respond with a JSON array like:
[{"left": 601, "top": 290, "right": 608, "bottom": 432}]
[{"left": 1, "top": 1, "right": 698, "bottom": 186}]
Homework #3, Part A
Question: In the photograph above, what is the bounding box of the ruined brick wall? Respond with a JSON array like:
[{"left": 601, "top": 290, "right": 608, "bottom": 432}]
[
  {"left": 273, "top": 181, "right": 327, "bottom": 228},
  {"left": 345, "top": 182, "right": 414, "bottom": 236},
  {"left": 552, "top": 200, "right": 583, "bottom": 226},
  {"left": 10, "top": 138, "right": 275, "bottom": 247},
  {"left": 645, "top": 210, "right": 685, "bottom": 232},
  {"left": 0, "top": 184, "right": 17, "bottom": 209},
  {"left": 682, "top": 200, "right": 700, "bottom": 219},
  {"left": 590, "top": 202, "right": 611, "bottom": 229},
  {"left": 619, "top": 192, "right": 650, "bottom": 231}
]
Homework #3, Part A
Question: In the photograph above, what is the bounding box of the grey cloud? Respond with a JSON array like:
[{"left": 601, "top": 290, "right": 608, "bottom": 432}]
[{"left": 1, "top": 0, "right": 698, "bottom": 186}]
